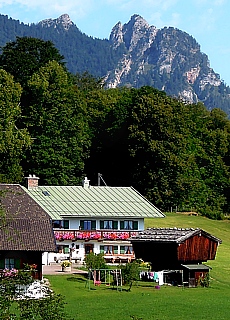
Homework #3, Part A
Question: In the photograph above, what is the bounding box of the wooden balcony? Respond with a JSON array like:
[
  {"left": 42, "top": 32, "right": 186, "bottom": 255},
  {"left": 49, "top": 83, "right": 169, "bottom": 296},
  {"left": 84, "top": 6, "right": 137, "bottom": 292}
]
[
  {"left": 104, "top": 254, "right": 135, "bottom": 264},
  {"left": 54, "top": 230, "right": 138, "bottom": 241}
]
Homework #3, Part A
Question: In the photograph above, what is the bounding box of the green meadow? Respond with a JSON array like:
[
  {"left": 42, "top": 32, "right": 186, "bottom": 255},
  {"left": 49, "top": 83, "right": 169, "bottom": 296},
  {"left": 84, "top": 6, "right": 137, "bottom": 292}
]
[{"left": 46, "top": 213, "right": 230, "bottom": 320}]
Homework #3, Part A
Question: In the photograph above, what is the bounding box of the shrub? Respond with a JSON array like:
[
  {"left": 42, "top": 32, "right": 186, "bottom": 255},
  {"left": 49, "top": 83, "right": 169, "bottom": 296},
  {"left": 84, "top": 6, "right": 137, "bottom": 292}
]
[
  {"left": 0, "top": 268, "right": 70, "bottom": 319},
  {"left": 61, "top": 260, "right": 71, "bottom": 268},
  {"left": 84, "top": 252, "right": 107, "bottom": 270},
  {"left": 121, "top": 261, "right": 140, "bottom": 291}
]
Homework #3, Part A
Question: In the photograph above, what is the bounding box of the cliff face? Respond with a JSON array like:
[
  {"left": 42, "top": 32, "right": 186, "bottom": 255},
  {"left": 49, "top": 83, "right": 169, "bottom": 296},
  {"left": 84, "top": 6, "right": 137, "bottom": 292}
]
[
  {"left": 106, "top": 15, "right": 225, "bottom": 109},
  {"left": 106, "top": 15, "right": 158, "bottom": 88}
]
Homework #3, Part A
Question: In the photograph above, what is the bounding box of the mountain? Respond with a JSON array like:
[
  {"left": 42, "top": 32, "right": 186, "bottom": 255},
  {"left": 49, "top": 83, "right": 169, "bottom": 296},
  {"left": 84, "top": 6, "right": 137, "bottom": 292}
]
[
  {"left": 106, "top": 15, "right": 230, "bottom": 115},
  {"left": 0, "top": 13, "right": 230, "bottom": 116}
]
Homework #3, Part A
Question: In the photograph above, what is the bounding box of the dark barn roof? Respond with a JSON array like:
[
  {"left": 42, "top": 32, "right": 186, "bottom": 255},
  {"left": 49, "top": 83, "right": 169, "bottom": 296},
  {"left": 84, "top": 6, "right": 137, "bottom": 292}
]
[
  {"left": 130, "top": 227, "right": 222, "bottom": 244},
  {"left": 0, "top": 184, "right": 57, "bottom": 252}
]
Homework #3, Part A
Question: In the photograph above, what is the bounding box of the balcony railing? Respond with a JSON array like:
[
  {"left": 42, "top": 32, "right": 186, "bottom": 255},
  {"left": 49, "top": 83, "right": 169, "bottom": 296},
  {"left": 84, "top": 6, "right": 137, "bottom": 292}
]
[{"left": 54, "top": 230, "right": 138, "bottom": 241}]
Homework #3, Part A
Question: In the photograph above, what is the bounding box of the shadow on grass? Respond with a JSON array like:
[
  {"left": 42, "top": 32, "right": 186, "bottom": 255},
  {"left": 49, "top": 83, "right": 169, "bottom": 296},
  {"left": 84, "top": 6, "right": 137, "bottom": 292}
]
[
  {"left": 66, "top": 276, "right": 159, "bottom": 292},
  {"left": 67, "top": 275, "right": 87, "bottom": 282}
]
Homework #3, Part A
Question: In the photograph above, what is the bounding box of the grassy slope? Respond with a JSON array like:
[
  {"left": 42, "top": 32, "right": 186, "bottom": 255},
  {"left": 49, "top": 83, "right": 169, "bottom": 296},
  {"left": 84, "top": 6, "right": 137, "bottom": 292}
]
[{"left": 47, "top": 213, "right": 230, "bottom": 320}]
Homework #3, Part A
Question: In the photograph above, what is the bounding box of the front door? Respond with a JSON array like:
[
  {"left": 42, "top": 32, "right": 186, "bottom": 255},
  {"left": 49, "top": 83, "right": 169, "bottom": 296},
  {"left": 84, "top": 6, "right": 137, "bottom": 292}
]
[{"left": 85, "top": 244, "right": 94, "bottom": 255}]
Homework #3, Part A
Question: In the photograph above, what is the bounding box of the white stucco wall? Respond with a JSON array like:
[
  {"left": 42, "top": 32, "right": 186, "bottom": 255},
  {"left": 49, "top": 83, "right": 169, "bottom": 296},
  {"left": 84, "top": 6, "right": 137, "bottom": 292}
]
[
  {"left": 42, "top": 217, "right": 145, "bottom": 265},
  {"left": 43, "top": 239, "right": 135, "bottom": 265}
]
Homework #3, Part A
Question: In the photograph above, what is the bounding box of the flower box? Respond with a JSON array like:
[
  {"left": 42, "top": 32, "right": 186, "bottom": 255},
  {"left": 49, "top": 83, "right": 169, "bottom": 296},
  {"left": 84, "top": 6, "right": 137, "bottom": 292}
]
[
  {"left": 61, "top": 260, "right": 71, "bottom": 270},
  {"left": 62, "top": 266, "right": 71, "bottom": 272}
]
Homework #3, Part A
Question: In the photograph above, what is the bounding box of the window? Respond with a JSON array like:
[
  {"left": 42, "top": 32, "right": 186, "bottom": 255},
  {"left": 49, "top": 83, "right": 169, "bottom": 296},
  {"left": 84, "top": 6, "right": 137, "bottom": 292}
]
[
  {"left": 100, "top": 245, "right": 118, "bottom": 254},
  {"left": 120, "top": 220, "right": 138, "bottom": 230},
  {"left": 0, "top": 258, "right": 20, "bottom": 270},
  {"left": 120, "top": 246, "right": 133, "bottom": 254},
  {"left": 5, "top": 258, "right": 15, "bottom": 269},
  {"left": 52, "top": 220, "right": 69, "bottom": 229},
  {"left": 42, "top": 190, "right": 50, "bottom": 196},
  {"left": 80, "top": 220, "right": 96, "bottom": 230},
  {"left": 57, "top": 245, "right": 69, "bottom": 254},
  {"left": 100, "top": 220, "right": 118, "bottom": 230}
]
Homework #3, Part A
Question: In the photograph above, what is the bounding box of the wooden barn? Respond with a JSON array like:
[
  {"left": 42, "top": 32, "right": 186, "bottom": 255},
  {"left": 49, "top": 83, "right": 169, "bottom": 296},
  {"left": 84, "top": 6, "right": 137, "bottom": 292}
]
[{"left": 130, "top": 227, "right": 222, "bottom": 287}]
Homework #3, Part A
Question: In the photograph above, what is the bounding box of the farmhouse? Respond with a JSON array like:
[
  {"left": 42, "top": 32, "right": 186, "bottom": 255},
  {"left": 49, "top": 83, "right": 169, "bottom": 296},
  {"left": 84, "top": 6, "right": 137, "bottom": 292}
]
[
  {"left": 24, "top": 175, "right": 165, "bottom": 265},
  {"left": 0, "top": 184, "right": 57, "bottom": 279},
  {"left": 130, "top": 227, "right": 222, "bottom": 287}
]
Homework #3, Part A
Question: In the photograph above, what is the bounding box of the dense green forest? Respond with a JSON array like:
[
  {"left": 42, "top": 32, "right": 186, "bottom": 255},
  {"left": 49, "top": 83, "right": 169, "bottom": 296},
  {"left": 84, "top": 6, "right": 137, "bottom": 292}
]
[{"left": 0, "top": 37, "right": 230, "bottom": 219}]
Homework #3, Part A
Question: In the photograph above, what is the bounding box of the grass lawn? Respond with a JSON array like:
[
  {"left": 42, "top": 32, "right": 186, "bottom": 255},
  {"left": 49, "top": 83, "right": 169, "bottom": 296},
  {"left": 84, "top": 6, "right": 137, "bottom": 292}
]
[{"left": 46, "top": 213, "right": 230, "bottom": 320}]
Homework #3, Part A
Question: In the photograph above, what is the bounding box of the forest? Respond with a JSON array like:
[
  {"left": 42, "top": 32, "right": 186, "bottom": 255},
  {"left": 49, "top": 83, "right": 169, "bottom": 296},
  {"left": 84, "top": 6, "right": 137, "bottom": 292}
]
[{"left": 0, "top": 37, "right": 230, "bottom": 220}]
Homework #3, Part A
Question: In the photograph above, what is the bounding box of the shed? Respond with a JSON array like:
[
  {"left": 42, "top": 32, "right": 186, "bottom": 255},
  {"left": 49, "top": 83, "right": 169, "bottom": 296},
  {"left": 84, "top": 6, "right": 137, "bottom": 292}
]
[{"left": 181, "top": 264, "right": 211, "bottom": 287}]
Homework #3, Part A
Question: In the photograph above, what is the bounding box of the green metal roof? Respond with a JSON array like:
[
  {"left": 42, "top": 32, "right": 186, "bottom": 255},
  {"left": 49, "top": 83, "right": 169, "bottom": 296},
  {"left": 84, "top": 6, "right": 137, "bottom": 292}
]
[{"left": 23, "top": 185, "right": 165, "bottom": 220}]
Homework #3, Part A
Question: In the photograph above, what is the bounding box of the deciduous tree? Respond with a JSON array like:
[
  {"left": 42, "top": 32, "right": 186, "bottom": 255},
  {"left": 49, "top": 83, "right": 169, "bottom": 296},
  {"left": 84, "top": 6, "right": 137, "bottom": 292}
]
[
  {"left": 0, "top": 69, "right": 31, "bottom": 183},
  {"left": 0, "top": 36, "right": 65, "bottom": 87},
  {"left": 23, "top": 61, "right": 90, "bottom": 185}
]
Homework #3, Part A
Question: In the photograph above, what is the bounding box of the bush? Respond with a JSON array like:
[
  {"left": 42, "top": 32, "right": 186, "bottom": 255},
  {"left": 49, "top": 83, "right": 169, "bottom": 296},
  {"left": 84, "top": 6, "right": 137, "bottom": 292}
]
[
  {"left": 61, "top": 260, "right": 71, "bottom": 268},
  {"left": 84, "top": 252, "right": 107, "bottom": 270},
  {"left": 0, "top": 269, "right": 71, "bottom": 320},
  {"left": 17, "top": 292, "right": 68, "bottom": 320},
  {"left": 121, "top": 261, "right": 140, "bottom": 291}
]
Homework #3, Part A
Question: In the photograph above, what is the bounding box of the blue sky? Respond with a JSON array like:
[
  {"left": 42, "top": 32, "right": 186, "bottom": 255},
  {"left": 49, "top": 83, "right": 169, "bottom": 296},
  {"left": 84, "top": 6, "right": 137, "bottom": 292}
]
[{"left": 0, "top": 0, "right": 230, "bottom": 85}]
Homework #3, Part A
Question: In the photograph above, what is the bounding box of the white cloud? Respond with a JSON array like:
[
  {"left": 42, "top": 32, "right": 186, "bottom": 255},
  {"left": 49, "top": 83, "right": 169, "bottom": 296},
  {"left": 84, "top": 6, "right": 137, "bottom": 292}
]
[
  {"left": 194, "top": 0, "right": 226, "bottom": 6},
  {"left": 214, "top": 0, "right": 226, "bottom": 5},
  {"left": 148, "top": 12, "right": 164, "bottom": 27},
  {"left": 106, "top": 0, "right": 178, "bottom": 11},
  {"left": 169, "top": 12, "right": 180, "bottom": 27},
  {"left": 0, "top": 0, "right": 94, "bottom": 17}
]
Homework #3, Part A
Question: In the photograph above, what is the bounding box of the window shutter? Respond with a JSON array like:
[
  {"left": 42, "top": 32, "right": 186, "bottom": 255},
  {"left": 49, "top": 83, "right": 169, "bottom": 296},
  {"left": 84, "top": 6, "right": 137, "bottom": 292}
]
[
  {"left": 120, "top": 246, "right": 125, "bottom": 254},
  {"left": 100, "top": 221, "right": 104, "bottom": 229},
  {"left": 15, "top": 259, "right": 20, "bottom": 269},
  {"left": 113, "top": 246, "right": 118, "bottom": 254},
  {"left": 64, "top": 247, "right": 69, "bottom": 254},
  {"left": 64, "top": 220, "right": 69, "bottom": 229},
  {"left": 91, "top": 220, "right": 96, "bottom": 230},
  {"left": 100, "top": 246, "right": 104, "bottom": 253},
  {"left": 133, "top": 221, "right": 138, "bottom": 230},
  {"left": 80, "top": 220, "right": 84, "bottom": 230},
  {"left": 113, "top": 221, "right": 118, "bottom": 229},
  {"left": 0, "top": 259, "right": 4, "bottom": 269},
  {"left": 120, "top": 221, "right": 124, "bottom": 230}
]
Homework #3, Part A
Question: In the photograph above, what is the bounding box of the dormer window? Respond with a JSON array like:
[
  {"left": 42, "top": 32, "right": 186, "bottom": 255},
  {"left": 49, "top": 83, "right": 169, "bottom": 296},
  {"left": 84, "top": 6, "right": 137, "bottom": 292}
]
[{"left": 42, "top": 190, "right": 50, "bottom": 196}]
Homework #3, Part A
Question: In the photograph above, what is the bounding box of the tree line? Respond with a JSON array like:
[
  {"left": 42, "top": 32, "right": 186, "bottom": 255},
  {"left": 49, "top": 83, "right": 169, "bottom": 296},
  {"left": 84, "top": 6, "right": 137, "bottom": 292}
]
[{"left": 0, "top": 37, "right": 230, "bottom": 219}]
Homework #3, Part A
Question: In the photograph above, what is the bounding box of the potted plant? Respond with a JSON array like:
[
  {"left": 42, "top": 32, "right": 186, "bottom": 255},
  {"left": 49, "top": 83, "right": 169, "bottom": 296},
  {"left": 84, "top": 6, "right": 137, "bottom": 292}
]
[{"left": 61, "top": 260, "right": 72, "bottom": 272}]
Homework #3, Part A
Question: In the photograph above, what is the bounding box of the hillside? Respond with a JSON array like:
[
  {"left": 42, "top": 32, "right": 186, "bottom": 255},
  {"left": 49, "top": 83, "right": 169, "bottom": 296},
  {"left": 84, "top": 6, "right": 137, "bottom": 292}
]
[{"left": 0, "top": 13, "right": 230, "bottom": 116}]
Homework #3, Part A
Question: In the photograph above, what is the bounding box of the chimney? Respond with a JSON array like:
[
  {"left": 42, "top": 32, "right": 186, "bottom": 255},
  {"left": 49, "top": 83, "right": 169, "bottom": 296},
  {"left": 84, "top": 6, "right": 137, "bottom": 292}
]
[
  {"left": 25, "top": 174, "right": 40, "bottom": 189},
  {"left": 82, "top": 177, "right": 90, "bottom": 188}
]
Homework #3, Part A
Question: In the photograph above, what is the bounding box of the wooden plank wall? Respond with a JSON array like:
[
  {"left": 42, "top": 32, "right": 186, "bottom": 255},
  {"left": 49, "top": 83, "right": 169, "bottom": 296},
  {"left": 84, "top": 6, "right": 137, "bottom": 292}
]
[{"left": 177, "top": 235, "right": 218, "bottom": 262}]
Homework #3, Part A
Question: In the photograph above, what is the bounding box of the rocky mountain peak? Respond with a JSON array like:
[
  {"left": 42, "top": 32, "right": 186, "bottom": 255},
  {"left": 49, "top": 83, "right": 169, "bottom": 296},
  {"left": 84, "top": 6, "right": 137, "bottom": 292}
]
[
  {"left": 126, "top": 14, "right": 150, "bottom": 30},
  {"left": 38, "top": 14, "right": 73, "bottom": 30},
  {"left": 109, "top": 21, "right": 123, "bottom": 48},
  {"left": 110, "top": 14, "right": 157, "bottom": 52}
]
